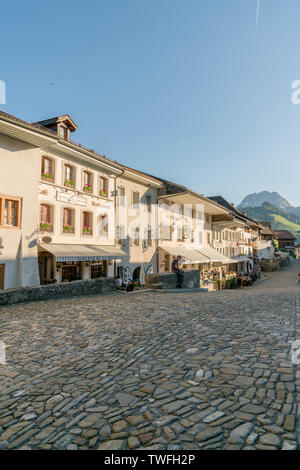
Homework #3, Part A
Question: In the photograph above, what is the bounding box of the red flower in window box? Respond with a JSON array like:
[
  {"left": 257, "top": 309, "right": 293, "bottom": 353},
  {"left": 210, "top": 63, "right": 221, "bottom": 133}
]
[
  {"left": 83, "top": 225, "right": 92, "bottom": 234},
  {"left": 63, "top": 224, "right": 74, "bottom": 232}
]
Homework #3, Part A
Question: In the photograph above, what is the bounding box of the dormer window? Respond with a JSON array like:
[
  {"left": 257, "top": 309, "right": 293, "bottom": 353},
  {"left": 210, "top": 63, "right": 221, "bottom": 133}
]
[
  {"left": 59, "top": 126, "right": 68, "bottom": 140},
  {"left": 35, "top": 115, "right": 77, "bottom": 142}
]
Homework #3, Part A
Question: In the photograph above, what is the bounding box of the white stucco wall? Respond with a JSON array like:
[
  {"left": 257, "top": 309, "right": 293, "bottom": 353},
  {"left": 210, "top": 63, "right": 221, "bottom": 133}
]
[
  {"left": 115, "top": 176, "right": 159, "bottom": 282},
  {"left": 0, "top": 134, "right": 40, "bottom": 289},
  {"left": 256, "top": 240, "right": 275, "bottom": 260},
  {"left": 38, "top": 150, "right": 116, "bottom": 246}
]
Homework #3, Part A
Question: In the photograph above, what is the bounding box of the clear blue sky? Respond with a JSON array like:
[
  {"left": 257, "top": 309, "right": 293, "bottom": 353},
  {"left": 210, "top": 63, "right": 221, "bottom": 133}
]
[{"left": 2, "top": 0, "right": 300, "bottom": 205}]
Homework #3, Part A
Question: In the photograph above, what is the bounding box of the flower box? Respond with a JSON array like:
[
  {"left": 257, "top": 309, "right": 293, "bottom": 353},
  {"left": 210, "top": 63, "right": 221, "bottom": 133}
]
[
  {"left": 99, "top": 190, "right": 108, "bottom": 197},
  {"left": 64, "top": 180, "right": 75, "bottom": 188},
  {"left": 63, "top": 224, "right": 74, "bottom": 233},
  {"left": 40, "top": 222, "right": 53, "bottom": 232},
  {"left": 82, "top": 226, "right": 92, "bottom": 235},
  {"left": 41, "top": 173, "right": 54, "bottom": 181},
  {"left": 83, "top": 185, "right": 93, "bottom": 193}
]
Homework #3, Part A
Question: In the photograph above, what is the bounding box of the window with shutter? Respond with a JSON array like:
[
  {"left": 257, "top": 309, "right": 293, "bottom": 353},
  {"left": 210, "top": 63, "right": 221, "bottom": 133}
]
[
  {"left": 99, "top": 177, "right": 108, "bottom": 197},
  {"left": 83, "top": 172, "right": 93, "bottom": 192},
  {"left": 146, "top": 196, "right": 151, "bottom": 213},
  {"left": 41, "top": 157, "right": 54, "bottom": 180},
  {"left": 40, "top": 205, "right": 53, "bottom": 232},
  {"left": 82, "top": 212, "right": 92, "bottom": 235},
  {"left": 99, "top": 215, "right": 108, "bottom": 237},
  {"left": 130, "top": 226, "right": 140, "bottom": 246},
  {"left": 132, "top": 191, "right": 140, "bottom": 210},
  {"left": 63, "top": 208, "right": 74, "bottom": 233},
  {"left": 64, "top": 165, "right": 75, "bottom": 187},
  {"left": 117, "top": 187, "right": 125, "bottom": 206},
  {"left": 161, "top": 225, "right": 171, "bottom": 241},
  {"left": 3, "top": 199, "right": 19, "bottom": 227},
  {"left": 117, "top": 224, "right": 125, "bottom": 244}
]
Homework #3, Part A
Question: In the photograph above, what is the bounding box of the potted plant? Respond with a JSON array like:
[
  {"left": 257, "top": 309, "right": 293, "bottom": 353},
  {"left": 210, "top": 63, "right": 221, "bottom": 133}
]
[
  {"left": 83, "top": 184, "right": 92, "bottom": 193},
  {"left": 99, "top": 189, "right": 108, "bottom": 197}
]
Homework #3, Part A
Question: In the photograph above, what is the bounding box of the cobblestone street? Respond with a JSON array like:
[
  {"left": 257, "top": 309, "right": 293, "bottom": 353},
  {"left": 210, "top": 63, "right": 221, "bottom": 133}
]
[{"left": 1, "top": 262, "right": 300, "bottom": 450}]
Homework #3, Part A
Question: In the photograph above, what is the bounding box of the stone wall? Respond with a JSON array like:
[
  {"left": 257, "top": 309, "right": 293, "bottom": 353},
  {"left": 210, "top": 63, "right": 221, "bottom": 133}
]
[
  {"left": 260, "top": 260, "right": 279, "bottom": 272},
  {"left": 145, "top": 270, "right": 200, "bottom": 290},
  {"left": 0, "top": 277, "right": 117, "bottom": 307}
]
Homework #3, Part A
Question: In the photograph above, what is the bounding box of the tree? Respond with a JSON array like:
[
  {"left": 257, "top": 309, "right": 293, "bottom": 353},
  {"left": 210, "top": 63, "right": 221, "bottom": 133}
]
[{"left": 272, "top": 238, "right": 279, "bottom": 252}]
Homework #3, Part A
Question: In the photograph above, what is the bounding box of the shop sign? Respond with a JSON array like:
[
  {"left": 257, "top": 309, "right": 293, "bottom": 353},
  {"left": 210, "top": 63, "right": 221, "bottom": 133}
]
[{"left": 56, "top": 191, "right": 87, "bottom": 206}]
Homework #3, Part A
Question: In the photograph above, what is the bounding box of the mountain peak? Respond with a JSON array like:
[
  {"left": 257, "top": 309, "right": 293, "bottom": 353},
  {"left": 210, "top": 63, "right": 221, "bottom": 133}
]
[{"left": 239, "top": 191, "right": 292, "bottom": 210}]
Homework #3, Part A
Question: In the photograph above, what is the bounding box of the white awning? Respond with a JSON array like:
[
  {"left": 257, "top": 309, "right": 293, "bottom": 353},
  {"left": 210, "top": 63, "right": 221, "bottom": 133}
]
[
  {"left": 160, "top": 246, "right": 210, "bottom": 264},
  {"left": 231, "top": 257, "right": 250, "bottom": 263},
  {"left": 39, "top": 244, "right": 127, "bottom": 262},
  {"left": 196, "top": 246, "right": 235, "bottom": 264}
]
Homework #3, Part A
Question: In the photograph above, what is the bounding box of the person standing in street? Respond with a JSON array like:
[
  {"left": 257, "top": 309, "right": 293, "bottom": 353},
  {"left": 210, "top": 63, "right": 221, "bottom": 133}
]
[{"left": 171, "top": 255, "right": 185, "bottom": 288}]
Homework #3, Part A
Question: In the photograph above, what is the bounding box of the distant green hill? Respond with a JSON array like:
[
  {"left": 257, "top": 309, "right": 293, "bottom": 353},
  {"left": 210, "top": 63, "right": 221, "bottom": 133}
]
[{"left": 239, "top": 203, "right": 300, "bottom": 243}]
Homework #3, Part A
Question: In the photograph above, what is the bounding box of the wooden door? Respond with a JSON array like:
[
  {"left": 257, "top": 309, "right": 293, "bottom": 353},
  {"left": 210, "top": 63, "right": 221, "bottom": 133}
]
[{"left": 0, "top": 265, "right": 4, "bottom": 290}]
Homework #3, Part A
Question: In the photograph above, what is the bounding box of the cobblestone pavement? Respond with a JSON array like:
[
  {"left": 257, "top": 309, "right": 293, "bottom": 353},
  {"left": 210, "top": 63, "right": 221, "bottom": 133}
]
[{"left": 1, "top": 262, "right": 300, "bottom": 450}]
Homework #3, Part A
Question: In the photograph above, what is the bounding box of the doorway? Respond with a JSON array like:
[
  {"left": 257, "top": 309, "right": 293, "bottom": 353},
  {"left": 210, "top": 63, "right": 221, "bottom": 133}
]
[
  {"left": 133, "top": 266, "right": 141, "bottom": 283},
  {"left": 117, "top": 266, "right": 124, "bottom": 280},
  {"left": 0, "top": 264, "right": 4, "bottom": 290}
]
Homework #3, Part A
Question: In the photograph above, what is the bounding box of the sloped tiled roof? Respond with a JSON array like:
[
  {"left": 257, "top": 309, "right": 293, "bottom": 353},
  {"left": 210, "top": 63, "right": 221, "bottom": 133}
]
[
  {"left": 208, "top": 196, "right": 262, "bottom": 228},
  {"left": 274, "top": 230, "right": 296, "bottom": 240},
  {"left": 0, "top": 110, "right": 162, "bottom": 186},
  {"left": 260, "top": 226, "right": 274, "bottom": 236}
]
